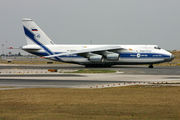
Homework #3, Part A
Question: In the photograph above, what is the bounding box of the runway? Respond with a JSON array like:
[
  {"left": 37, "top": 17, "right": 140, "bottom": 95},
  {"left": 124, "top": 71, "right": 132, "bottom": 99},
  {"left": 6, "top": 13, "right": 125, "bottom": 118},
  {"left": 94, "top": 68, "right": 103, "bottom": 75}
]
[
  {"left": 0, "top": 64, "right": 180, "bottom": 88},
  {"left": 1, "top": 64, "right": 180, "bottom": 75}
]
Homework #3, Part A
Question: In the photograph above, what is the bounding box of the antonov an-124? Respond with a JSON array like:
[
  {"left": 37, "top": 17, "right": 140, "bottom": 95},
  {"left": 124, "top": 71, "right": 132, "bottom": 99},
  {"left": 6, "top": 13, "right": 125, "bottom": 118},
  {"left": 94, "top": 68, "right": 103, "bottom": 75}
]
[{"left": 18, "top": 18, "right": 174, "bottom": 68}]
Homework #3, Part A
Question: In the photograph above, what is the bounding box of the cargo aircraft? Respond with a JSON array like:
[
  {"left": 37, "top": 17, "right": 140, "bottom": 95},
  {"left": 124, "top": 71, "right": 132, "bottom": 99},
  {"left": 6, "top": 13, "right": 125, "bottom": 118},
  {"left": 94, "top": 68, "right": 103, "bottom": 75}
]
[{"left": 18, "top": 18, "right": 174, "bottom": 68}]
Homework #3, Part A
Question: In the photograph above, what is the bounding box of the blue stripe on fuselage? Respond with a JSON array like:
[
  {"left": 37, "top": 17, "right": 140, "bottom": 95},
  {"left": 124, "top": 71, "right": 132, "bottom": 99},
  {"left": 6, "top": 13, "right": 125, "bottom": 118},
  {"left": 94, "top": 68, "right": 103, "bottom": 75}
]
[
  {"left": 120, "top": 53, "right": 170, "bottom": 58},
  {"left": 29, "top": 52, "right": 82, "bottom": 58},
  {"left": 28, "top": 52, "right": 170, "bottom": 59}
]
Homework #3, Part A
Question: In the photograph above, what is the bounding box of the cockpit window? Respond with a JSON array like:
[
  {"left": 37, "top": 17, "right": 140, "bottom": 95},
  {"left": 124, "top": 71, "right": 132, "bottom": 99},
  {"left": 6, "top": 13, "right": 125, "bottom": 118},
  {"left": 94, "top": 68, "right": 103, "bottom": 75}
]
[{"left": 154, "top": 46, "right": 161, "bottom": 49}]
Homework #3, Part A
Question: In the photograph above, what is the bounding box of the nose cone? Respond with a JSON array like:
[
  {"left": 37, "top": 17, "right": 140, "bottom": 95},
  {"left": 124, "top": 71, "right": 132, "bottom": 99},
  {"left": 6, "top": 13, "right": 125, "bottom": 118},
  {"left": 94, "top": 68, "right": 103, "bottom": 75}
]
[
  {"left": 164, "top": 54, "right": 174, "bottom": 62},
  {"left": 171, "top": 55, "right": 175, "bottom": 60}
]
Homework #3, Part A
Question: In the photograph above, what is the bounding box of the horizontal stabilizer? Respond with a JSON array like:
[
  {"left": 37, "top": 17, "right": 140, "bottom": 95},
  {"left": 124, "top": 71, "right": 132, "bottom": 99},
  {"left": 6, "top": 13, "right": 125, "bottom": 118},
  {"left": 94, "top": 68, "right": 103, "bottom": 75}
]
[
  {"left": 22, "top": 45, "right": 41, "bottom": 50},
  {"left": 22, "top": 48, "right": 41, "bottom": 50}
]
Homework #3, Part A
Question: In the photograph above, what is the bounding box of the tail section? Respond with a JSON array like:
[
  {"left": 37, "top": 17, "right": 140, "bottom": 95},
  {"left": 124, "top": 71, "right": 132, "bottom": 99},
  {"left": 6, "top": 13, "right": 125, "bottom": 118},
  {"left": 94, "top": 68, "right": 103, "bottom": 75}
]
[
  {"left": 22, "top": 18, "right": 55, "bottom": 45},
  {"left": 22, "top": 18, "right": 63, "bottom": 62}
]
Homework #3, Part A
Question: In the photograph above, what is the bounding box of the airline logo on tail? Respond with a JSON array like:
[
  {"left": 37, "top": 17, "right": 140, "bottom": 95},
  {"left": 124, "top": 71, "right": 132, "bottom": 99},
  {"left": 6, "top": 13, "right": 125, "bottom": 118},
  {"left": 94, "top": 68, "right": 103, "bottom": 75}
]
[{"left": 34, "top": 33, "right": 40, "bottom": 40}]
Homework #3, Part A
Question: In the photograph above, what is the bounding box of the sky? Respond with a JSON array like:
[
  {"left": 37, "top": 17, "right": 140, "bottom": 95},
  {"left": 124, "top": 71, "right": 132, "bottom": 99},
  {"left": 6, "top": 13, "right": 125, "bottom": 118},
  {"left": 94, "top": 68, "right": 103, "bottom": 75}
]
[{"left": 0, "top": 0, "right": 180, "bottom": 55}]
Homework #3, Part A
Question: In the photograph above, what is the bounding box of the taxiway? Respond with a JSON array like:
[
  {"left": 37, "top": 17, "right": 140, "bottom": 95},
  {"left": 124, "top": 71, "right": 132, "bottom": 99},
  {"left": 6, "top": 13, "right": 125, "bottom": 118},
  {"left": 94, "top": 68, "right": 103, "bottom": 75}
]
[
  {"left": 0, "top": 64, "right": 180, "bottom": 88},
  {"left": 1, "top": 64, "right": 180, "bottom": 75}
]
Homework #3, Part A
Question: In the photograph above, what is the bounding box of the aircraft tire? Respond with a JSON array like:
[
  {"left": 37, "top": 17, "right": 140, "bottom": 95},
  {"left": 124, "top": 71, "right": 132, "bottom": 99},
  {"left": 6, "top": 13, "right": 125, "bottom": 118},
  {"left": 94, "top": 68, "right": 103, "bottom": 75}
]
[
  {"left": 148, "top": 64, "right": 153, "bottom": 68},
  {"left": 85, "top": 64, "right": 112, "bottom": 68},
  {"left": 107, "top": 65, "right": 111, "bottom": 67},
  {"left": 85, "top": 65, "right": 90, "bottom": 68}
]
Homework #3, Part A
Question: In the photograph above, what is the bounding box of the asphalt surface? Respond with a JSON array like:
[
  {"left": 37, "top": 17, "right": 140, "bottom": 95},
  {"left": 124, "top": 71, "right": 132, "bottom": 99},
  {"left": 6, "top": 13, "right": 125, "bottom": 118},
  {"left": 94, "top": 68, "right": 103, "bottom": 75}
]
[
  {"left": 0, "top": 64, "right": 180, "bottom": 88},
  {"left": 1, "top": 64, "right": 180, "bottom": 75},
  {"left": 0, "top": 78, "right": 135, "bottom": 88}
]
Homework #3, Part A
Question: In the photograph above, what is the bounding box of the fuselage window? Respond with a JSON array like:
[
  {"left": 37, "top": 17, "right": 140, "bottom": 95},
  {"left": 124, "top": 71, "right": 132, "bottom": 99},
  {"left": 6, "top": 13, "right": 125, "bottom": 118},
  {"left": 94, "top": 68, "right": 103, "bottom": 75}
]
[{"left": 154, "top": 46, "right": 161, "bottom": 49}]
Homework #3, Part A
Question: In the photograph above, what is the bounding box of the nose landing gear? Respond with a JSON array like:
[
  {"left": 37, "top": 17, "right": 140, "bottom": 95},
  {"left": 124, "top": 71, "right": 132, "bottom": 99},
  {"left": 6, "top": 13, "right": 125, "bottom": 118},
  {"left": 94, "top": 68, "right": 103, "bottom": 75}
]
[{"left": 148, "top": 64, "right": 153, "bottom": 68}]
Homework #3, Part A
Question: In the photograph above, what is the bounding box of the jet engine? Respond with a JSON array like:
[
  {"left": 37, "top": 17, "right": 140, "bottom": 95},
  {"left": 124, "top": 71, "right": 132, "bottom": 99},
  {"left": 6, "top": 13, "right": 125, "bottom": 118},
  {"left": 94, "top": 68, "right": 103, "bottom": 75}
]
[
  {"left": 88, "top": 55, "right": 104, "bottom": 62},
  {"left": 106, "top": 53, "right": 120, "bottom": 61}
]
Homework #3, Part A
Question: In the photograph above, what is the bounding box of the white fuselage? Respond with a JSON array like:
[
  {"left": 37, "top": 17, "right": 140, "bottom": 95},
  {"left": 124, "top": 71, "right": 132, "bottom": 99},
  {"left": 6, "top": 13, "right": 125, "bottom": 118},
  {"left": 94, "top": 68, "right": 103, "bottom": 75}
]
[{"left": 22, "top": 44, "right": 174, "bottom": 65}]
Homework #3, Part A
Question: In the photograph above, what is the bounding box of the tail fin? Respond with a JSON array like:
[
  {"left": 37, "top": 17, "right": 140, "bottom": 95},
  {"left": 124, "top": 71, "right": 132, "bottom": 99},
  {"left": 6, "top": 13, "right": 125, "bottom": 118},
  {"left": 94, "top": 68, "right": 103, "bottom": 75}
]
[{"left": 22, "top": 18, "right": 55, "bottom": 45}]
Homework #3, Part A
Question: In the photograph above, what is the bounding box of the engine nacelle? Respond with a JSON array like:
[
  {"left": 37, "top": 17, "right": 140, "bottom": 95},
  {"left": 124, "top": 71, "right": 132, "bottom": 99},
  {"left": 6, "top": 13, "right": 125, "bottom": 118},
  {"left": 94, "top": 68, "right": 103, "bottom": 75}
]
[
  {"left": 106, "top": 53, "right": 120, "bottom": 61},
  {"left": 88, "top": 55, "right": 104, "bottom": 62}
]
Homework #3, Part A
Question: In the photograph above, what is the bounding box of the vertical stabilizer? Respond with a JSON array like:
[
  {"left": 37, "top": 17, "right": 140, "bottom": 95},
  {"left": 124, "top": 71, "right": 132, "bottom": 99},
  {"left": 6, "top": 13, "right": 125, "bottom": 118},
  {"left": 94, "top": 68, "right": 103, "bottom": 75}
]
[{"left": 22, "top": 18, "right": 55, "bottom": 45}]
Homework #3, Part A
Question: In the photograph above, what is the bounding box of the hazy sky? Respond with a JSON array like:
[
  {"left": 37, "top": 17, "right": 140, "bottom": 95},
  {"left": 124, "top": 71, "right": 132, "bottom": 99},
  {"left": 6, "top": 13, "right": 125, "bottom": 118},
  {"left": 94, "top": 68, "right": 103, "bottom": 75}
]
[{"left": 0, "top": 0, "right": 180, "bottom": 54}]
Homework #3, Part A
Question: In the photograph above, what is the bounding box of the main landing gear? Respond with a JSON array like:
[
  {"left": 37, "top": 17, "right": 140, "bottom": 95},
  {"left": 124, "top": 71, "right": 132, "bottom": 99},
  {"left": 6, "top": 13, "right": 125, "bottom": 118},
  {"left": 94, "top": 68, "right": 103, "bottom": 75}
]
[
  {"left": 85, "top": 64, "right": 111, "bottom": 68},
  {"left": 148, "top": 64, "right": 153, "bottom": 68}
]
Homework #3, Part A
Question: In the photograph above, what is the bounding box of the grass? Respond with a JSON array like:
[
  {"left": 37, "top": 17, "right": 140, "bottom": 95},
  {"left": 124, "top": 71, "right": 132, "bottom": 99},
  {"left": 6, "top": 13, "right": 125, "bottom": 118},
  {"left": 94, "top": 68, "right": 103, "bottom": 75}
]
[
  {"left": 67, "top": 69, "right": 116, "bottom": 73},
  {"left": 0, "top": 86, "right": 180, "bottom": 120}
]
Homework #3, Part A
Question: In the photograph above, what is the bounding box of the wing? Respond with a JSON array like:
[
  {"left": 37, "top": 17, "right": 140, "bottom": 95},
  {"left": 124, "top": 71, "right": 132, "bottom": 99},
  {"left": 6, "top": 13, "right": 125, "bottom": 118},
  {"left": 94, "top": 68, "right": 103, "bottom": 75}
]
[{"left": 45, "top": 45, "right": 125, "bottom": 58}]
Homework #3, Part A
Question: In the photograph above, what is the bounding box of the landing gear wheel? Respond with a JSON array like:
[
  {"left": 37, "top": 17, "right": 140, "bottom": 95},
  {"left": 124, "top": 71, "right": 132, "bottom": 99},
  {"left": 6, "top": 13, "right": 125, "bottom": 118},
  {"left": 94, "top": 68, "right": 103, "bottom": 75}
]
[
  {"left": 85, "top": 65, "right": 89, "bottom": 68},
  {"left": 85, "top": 64, "right": 112, "bottom": 68},
  {"left": 148, "top": 64, "right": 153, "bottom": 68},
  {"left": 107, "top": 65, "right": 111, "bottom": 67}
]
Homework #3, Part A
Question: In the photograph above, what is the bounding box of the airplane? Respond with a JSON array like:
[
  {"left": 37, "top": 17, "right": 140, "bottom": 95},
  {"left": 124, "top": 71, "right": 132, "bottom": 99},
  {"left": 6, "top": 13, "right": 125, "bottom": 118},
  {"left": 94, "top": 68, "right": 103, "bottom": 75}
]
[{"left": 18, "top": 18, "right": 174, "bottom": 68}]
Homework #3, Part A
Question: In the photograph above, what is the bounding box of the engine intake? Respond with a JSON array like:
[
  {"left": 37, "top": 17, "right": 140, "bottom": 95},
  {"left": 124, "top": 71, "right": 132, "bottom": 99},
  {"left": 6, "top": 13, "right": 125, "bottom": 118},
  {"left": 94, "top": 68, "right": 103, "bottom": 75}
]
[
  {"left": 106, "top": 53, "right": 120, "bottom": 61},
  {"left": 88, "top": 55, "right": 104, "bottom": 62}
]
